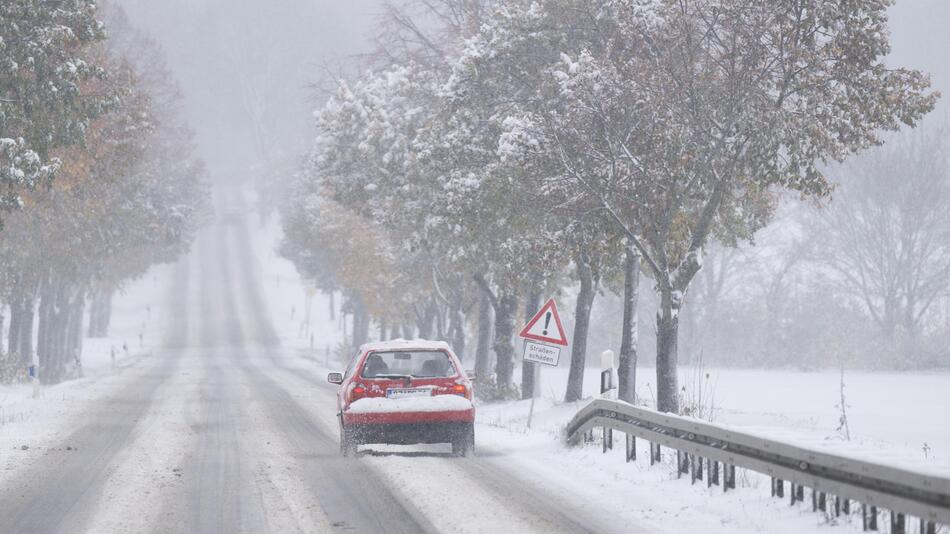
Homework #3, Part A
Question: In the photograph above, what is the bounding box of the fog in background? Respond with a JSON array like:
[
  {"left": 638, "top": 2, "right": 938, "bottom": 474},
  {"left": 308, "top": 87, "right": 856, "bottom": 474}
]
[
  {"left": 117, "top": 0, "right": 950, "bottom": 178},
  {"left": 119, "top": 0, "right": 382, "bottom": 188},
  {"left": 118, "top": 0, "right": 950, "bottom": 372}
]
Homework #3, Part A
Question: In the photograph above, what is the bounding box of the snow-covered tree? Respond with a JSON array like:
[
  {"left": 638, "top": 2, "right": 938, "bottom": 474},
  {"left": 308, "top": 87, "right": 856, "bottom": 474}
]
[
  {"left": 0, "top": 0, "right": 110, "bottom": 218},
  {"left": 475, "top": 0, "right": 937, "bottom": 412},
  {"left": 0, "top": 3, "right": 207, "bottom": 383}
]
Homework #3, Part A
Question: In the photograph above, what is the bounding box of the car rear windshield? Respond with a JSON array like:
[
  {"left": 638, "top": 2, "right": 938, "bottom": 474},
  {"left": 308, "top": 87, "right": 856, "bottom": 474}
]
[{"left": 360, "top": 350, "right": 457, "bottom": 378}]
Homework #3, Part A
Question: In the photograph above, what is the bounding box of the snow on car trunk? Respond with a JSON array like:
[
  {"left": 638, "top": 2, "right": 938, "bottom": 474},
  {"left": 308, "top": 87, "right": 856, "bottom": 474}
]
[{"left": 347, "top": 395, "right": 473, "bottom": 414}]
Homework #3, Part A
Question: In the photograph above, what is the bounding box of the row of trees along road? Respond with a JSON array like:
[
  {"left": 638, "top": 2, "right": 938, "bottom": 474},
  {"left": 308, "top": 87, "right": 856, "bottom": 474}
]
[
  {"left": 0, "top": 2, "right": 207, "bottom": 384},
  {"left": 282, "top": 0, "right": 936, "bottom": 411}
]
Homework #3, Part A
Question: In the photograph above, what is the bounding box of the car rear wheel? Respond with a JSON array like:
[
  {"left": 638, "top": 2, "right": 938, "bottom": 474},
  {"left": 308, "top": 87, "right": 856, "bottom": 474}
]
[
  {"left": 340, "top": 425, "right": 358, "bottom": 457},
  {"left": 452, "top": 424, "right": 475, "bottom": 457}
]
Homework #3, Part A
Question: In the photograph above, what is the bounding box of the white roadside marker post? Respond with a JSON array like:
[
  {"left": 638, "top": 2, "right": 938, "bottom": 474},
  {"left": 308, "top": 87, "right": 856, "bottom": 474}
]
[
  {"left": 30, "top": 354, "right": 40, "bottom": 399},
  {"left": 600, "top": 350, "right": 616, "bottom": 451}
]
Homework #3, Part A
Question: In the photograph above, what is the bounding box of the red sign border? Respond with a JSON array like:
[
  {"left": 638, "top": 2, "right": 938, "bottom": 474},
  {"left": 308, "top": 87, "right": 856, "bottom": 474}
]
[{"left": 519, "top": 298, "right": 568, "bottom": 346}]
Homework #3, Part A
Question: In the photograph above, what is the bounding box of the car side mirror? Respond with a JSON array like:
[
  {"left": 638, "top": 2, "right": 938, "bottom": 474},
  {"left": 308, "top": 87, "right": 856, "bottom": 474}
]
[
  {"left": 327, "top": 372, "right": 343, "bottom": 385},
  {"left": 465, "top": 369, "right": 476, "bottom": 380}
]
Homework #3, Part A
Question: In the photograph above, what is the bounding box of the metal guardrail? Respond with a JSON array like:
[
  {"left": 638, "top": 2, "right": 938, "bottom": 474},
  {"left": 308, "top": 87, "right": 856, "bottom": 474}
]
[{"left": 565, "top": 399, "right": 949, "bottom": 533}]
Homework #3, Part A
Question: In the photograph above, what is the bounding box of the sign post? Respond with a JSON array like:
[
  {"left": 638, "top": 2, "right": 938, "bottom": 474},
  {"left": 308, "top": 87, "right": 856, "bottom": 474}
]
[{"left": 519, "top": 298, "right": 569, "bottom": 428}]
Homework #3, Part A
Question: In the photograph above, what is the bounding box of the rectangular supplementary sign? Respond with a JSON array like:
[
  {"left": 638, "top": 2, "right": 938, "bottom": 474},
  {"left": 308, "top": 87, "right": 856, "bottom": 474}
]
[{"left": 523, "top": 341, "right": 560, "bottom": 367}]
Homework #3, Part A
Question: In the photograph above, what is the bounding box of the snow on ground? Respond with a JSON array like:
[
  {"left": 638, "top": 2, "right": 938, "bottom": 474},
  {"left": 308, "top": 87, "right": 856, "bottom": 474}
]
[
  {"left": 0, "top": 260, "right": 176, "bottom": 487},
  {"left": 512, "top": 364, "right": 950, "bottom": 474},
  {"left": 239, "top": 379, "right": 336, "bottom": 534},
  {"left": 77, "top": 353, "right": 195, "bottom": 534}
]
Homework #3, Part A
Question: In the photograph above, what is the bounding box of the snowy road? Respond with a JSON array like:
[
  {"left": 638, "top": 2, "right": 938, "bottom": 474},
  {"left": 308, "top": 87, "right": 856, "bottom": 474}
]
[{"left": 0, "top": 199, "right": 624, "bottom": 534}]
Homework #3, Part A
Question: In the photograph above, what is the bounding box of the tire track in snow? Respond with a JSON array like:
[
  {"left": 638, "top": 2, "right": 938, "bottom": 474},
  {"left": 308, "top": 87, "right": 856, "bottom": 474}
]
[
  {"left": 218, "top": 192, "right": 435, "bottom": 533},
  {"left": 178, "top": 218, "right": 269, "bottom": 534}
]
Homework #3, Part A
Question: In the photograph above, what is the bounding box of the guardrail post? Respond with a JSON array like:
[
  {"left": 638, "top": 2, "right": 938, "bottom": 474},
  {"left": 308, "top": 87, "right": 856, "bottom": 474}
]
[
  {"left": 818, "top": 492, "right": 827, "bottom": 512},
  {"left": 709, "top": 459, "right": 719, "bottom": 487},
  {"left": 921, "top": 520, "right": 935, "bottom": 534},
  {"left": 842, "top": 498, "right": 850, "bottom": 515},
  {"left": 862, "top": 505, "right": 878, "bottom": 531},
  {"left": 603, "top": 427, "right": 613, "bottom": 452},
  {"left": 790, "top": 483, "right": 798, "bottom": 505},
  {"left": 772, "top": 478, "right": 784, "bottom": 498},
  {"left": 649, "top": 442, "right": 661, "bottom": 465},
  {"left": 690, "top": 455, "right": 704, "bottom": 484},
  {"left": 890, "top": 511, "right": 905, "bottom": 534},
  {"left": 812, "top": 489, "right": 818, "bottom": 512},
  {"left": 724, "top": 464, "right": 736, "bottom": 492},
  {"left": 833, "top": 495, "right": 840, "bottom": 517},
  {"left": 625, "top": 434, "right": 636, "bottom": 462},
  {"left": 795, "top": 484, "right": 804, "bottom": 502},
  {"left": 676, "top": 451, "right": 685, "bottom": 478}
]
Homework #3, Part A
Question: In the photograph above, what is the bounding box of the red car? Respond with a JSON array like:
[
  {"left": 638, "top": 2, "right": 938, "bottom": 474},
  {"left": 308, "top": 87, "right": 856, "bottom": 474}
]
[{"left": 328, "top": 340, "right": 475, "bottom": 457}]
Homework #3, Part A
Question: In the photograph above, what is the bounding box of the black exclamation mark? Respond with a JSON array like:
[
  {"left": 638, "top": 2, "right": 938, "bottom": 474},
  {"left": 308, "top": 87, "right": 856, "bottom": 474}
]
[{"left": 542, "top": 311, "right": 552, "bottom": 336}]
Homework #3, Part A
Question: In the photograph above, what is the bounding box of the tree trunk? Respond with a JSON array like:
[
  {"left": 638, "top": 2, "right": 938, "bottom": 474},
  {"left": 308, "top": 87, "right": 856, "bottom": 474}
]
[
  {"left": 521, "top": 289, "right": 541, "bottom": 399},
  {"left": 475, "top": 291, "right": 493, "bottom": 382},
  {"left": 565, "top": 255, "right": 597, "bottom": 403},
  {"left": 8, "top": 291, "right": 22, "bottom": 360},
  {"left": 328, "top": 290, "right": 336, "bottom": 321},
  {"left": 9, "top": 283, "right": 37, "bottom": 366},
  {"left": 436, "top": 304, "right": 447, "bottom": 342},
  {"left": 20, "top": 295, "right": 34, "bottom": 364},
  {"left": 66, "top": 297, "right": 85, "bottom": 377},
  {"left": 378, "top": 317, "right": 387, "bottom": 342},
  {"left": 655, "top": 287, "right": 681, "bottom": 413},
  {"left": 36, "top": 276, "right": 53, "bottom": 380},
  {"left": 87, "top": 288, "right": 113, "bottom": 338},
  {"left": 492, "top": 292, "right": 518, "bottom": 393},
  {"left": 451, "top": 304, "right": 466, "bottom": 362},
  {"left": 351, "top": 295, "right": 370, "bottom": 348},
  {"left": 618, "top": 247, "right": 640, "bottom": 404},
  {"left": 38, "top": 276, "right": 73, "bottom": 385},
  {"left": 416, "top": 301, "right": 437, "bottom": 339}
]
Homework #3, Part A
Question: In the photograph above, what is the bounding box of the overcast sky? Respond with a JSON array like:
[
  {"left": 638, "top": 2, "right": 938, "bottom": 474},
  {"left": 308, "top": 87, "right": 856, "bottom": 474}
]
[
  {"left": 117, "top": 0, "right": 950, "bottom": 186},
  {"left": 118, "top": 0, "right": 382, "bottom": 183}
]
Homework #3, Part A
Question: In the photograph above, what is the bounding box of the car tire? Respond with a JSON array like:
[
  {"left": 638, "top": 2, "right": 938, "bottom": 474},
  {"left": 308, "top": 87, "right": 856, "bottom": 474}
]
[
  {"left": 452, "top": 424, "right": 475, "bottom": 457},
  {"left": 340, "top": 425, "right": 358, "bottom": 457}
]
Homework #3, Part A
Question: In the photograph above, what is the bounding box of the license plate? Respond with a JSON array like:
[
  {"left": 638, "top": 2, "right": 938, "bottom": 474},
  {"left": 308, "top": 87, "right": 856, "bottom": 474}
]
[{"left": 386, "top": 388, "right": 432, "bottom": 399}]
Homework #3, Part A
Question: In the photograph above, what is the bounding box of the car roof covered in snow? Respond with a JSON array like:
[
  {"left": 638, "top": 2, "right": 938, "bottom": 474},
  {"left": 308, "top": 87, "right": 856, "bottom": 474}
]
[{"left": 359, "top": 339, "right": 453, "bottom": 353}]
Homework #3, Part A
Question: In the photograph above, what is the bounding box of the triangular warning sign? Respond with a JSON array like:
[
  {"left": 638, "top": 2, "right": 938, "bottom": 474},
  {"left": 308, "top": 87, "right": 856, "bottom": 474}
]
[{"left": 519, "top": 298, "right": 568, "bottom": 346}]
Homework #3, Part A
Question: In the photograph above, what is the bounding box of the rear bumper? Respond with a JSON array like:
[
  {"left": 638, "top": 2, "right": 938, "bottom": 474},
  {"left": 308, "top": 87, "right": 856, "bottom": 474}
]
[{"left": 348, "top": 421, "right": 473, "bottom": 445}]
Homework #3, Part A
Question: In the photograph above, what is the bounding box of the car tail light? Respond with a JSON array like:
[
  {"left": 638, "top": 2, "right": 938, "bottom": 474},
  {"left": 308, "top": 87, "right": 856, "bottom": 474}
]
[
  {"left": 348, "top": 383, "right": 367, "bottom": 403},
  {"left": 442, "top": 383, "right": 470, "bottom": 400}
]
